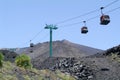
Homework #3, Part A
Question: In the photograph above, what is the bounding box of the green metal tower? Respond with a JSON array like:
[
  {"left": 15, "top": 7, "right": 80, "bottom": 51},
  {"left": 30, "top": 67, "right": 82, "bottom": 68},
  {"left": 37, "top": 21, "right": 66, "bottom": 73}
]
[{"left": 44, "top": 24, "right": 58, "bottom": 57}]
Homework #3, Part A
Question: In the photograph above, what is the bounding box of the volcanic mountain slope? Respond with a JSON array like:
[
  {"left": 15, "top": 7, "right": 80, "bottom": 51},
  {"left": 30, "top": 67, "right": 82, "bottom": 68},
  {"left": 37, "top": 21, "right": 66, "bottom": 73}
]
[
  {"left": 76, "top": 44, "right": 120, "bottom": 80},
  {"left": 0, "top": 50, "right": 18, "bottom": 62},
  {"left": 89, "top": 44, "right": 120, "bottom": 58},
  {"left": 2, "top": 43, "right": 120, "bottom": 80},
  {"left": 16, "top": 40, "right": 103, "bottom": 59},
  {"left": 15, "top": 40, "right": 120, "bottom": 80},
  {"left": 33, "top": 44, "right": 120, "bottom": 80}
]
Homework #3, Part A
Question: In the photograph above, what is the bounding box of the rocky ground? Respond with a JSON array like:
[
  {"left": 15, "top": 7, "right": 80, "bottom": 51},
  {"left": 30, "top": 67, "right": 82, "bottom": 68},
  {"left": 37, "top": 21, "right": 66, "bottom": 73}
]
[
  {"left": 1, "top": 42, "right": 120, "bottom": 80},
  {"left": 0, "top": 61, "right": 76, "bottom": 80},
  {"left": 32, "top": 44, "right": 120, "bottom": 80},
  {"left": 32, "top": 56, "right": 120, "bottom": 80}
]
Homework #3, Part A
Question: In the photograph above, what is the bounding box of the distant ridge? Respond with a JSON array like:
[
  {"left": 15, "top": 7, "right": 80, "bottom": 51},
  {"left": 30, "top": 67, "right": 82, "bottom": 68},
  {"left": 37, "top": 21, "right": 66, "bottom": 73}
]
[{"left": 16, "top": 40, "right": 103, "bottom": 59}]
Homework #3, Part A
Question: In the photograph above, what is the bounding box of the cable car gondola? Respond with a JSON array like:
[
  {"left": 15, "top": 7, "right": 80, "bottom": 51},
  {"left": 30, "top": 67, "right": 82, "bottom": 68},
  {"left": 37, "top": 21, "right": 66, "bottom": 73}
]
[
  {"left": 100, "top": 7, "right": 110, "bottom": 25},
  {"left": 30, "top": 43, "right": 34, "bottom": 53},
  {"left": 100, "top": 15, "right": 110, "bottom": 25},
  {"left": 81, "top": 27, "right": 88, "bottom": 34},
  {"left": 81, "top": 21, "right": 88, "bottom": 34},
  {"left": 30, "top": 43, "right": 34, "bottom": 47},
  {"left": 30, "top": 49, "right": 33, "bottom": 53},
  {"left": 29, "top": 40, "right": 34, "bottom": 53}
]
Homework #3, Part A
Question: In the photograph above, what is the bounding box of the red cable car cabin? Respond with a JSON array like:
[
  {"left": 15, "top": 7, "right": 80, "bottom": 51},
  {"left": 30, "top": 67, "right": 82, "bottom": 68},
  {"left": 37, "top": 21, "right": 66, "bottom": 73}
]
[
  {"left": 100, "top": 15, "right": 110, "bottom": 25},
  {"left": 81, "top": 27, "right": 88, "bottom": 34}
]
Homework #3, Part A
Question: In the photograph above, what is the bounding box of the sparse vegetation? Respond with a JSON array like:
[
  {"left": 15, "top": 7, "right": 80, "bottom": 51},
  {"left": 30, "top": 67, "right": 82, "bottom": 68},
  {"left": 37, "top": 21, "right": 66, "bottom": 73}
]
[
  {"left": 1, "top": 41, "right": 120, "bottom": 80},
  {"left": 56, "top": 70, "right": 76, "bottom": 80},
  {"left": 0, "top": 60, "right": 75, "bottom": 80},
  {"left": 0, "top": 52, "right": 4, "bottom": 68},
  {"left": 111, "top": 53, "right": 120, "bottom": 63},
  {"left": 15, "top": 54, "right": 32, "bottom": 69}
]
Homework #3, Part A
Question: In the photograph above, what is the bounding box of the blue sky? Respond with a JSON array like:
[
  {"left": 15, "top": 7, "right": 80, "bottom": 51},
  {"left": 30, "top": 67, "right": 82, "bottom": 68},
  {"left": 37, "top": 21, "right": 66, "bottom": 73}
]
[{"left": 0, "top": 0, "right": 120, "bottom": 50}]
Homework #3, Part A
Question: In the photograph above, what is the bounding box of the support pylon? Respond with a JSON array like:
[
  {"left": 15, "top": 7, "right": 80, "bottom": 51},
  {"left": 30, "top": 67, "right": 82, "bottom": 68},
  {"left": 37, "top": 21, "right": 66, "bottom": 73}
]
[{"left": 44, "top": 24, "right": 58, "bottom": 57}]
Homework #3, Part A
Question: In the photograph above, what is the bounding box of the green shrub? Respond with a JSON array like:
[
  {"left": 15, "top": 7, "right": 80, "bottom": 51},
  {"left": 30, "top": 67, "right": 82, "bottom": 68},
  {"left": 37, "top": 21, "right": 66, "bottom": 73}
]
[
  {"left": 15, "top": 54, "right": 32, "bottom": 69},
  {"left": 0, "top": 52, "right": 4, "bottom": 68},
  {"left": 111, "top": 53, "right": 120, "bottom": 63},
  {"left": 56, "top": 70, "right": 76, "bottom": 80}
]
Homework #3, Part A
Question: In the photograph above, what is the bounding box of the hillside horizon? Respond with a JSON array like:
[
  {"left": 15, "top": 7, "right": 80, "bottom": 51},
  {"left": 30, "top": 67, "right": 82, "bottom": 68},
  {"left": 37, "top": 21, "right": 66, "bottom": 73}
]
[{"left": 1, "top": 39, "right": 119, "bottom": 51}]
